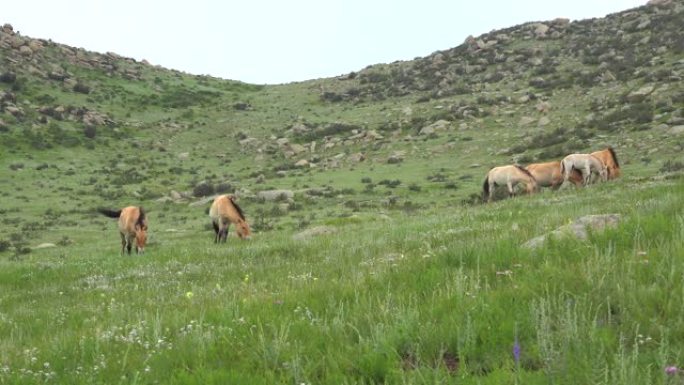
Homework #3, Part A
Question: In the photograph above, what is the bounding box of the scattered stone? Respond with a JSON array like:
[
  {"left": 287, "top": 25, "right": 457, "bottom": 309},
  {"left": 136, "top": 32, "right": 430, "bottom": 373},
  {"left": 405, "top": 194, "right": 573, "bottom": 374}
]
[
  {"left": 33, "top": 243, "right": 57, "bottom": 250},
  {"left": 670, "top": 125, "right": 684, "bottom": 135},
  {"left": 257, "top": 189, "right": 294, "bottom": 201},
  {"left": 292, "top": 226, "right": 337, "bottom": 241}
]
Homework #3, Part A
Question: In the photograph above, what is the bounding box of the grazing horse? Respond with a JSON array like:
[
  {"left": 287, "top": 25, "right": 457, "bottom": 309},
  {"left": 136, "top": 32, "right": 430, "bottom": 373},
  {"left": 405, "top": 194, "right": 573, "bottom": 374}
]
[
  {"left": 560, "top": 154, "right": 607, "bottom": 186},
  {"left": 483, "top": 165, "right": 538, "bottom": 202},
  {"left": 591, "top": 147, "right": 621, "bottom": 180},
  {"left": 98, "top": 206, "right": 148, "bottom": 255},
  {"left": 525, "top": 161, "right": 583, "bottom": 189},
  {"left": 209, "top": 194, "right": 251, "bottom": 242}
]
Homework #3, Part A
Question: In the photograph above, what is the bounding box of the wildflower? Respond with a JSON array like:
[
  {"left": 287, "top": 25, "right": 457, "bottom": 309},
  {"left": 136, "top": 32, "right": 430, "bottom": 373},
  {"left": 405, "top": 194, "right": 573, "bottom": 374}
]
[
  {"left": 185, "top": 291, "right": 194, "bottom": 299},
  {"left": 513, "top": 340, "right": 521, "bottom": 364},
  {"left": 665, "top": 366, "right": 678, "bottom": 375}
]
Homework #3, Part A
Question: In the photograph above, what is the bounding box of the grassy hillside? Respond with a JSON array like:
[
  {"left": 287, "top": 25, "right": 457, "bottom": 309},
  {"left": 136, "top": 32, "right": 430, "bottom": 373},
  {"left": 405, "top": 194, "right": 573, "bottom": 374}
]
[{"left": 1, "top": 1, "right": 684, "bottom": 383}]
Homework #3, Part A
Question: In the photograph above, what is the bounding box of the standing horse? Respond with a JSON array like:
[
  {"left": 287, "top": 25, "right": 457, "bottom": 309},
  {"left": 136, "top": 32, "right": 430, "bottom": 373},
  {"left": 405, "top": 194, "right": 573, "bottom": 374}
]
[
  {"left": 560, "top": 153, "right": 607, "bottom": 186},
  {"left": 483, "top": 165, "right": 538, "bottom": 202},
  {"left": 591, "top": 147, "right": 621, "bottom": 180},
  {"left": 98, "top": 206, "right": 148, "bottom": 255},
  {"left": 209, "top": 194, "right": 251, "bottom": 242},
  {"left": 525, "top": 160, "right": 583, "bottom": 189}
]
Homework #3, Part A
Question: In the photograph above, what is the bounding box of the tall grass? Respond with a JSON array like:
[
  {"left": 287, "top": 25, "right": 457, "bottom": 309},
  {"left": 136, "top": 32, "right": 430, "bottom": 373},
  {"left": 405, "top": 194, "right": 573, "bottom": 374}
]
[{"left": 0, "top": 178, "right": 683, "bottom": 384}]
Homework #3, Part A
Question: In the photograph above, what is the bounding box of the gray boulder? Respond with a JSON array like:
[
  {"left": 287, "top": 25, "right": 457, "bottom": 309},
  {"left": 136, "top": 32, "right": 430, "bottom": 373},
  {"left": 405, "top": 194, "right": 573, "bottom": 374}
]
[{"left": 524, "top": 214, "right": 622, "bottom": 249}]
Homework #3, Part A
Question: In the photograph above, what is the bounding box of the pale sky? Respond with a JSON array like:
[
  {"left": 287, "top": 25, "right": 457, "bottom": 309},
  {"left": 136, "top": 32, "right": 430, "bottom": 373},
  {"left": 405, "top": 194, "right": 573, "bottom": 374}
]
[{"left": 4, "top": 1, "right": 646, "bottom": 84}]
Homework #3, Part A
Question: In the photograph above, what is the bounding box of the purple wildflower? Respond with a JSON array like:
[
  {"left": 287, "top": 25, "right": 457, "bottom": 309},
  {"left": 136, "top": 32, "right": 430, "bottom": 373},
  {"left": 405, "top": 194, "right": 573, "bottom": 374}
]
[
  {"left": 665, "top": 366, "right": 678, "bottom": 375},
  {"left": 513, "top": 340, "right": 521, "bottom": 364}
]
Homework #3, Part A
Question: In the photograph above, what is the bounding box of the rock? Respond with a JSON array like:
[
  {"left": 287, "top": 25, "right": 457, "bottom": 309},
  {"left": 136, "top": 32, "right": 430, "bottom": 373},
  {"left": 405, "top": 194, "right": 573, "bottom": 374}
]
[
  {"left": 538, "top": 116, "right": 551, "bottom": 126},
  {"left": 533, "top": 23, "right": 550, "bottom": 38},
  {"left": 536, "top": 101, "right": 551, "bottom": 113},
  {"left": 627, "top": 85, "right": 655, "bottom": 102},
  {"left": 292, "top": 226, "right": 337, "bottom": 241},
  {"left": 289, "top": 143, "right": 306, "bottom": 154},
  {"left": 295, "top": 159, "right": 309, "bottom": 167},
  {"left": 670, "top": 125, "right": 684, "bottom": 135},
  {"left": 520, "top": 116, "right": 536, "bottom": 126},
  {"left": 33, "top": 243, "right": 56, "bottom": 250},
  {"left": 420, "top": 120, "right": 450, "bottom": 135},
  {"left": 178, "top": 152, "right": 190, "bottom": 160},
  {"left": 257, "top": 189, "right": 294, "bottom": 201},
  {"left": 523, "top": 214, "right": 622, "bottom": 249},
  {"left": 188, "top": 195, "right": 218, "bottom": 207},
  {"left": 387, "top": 151, "right": 405, "bottom": 164}
]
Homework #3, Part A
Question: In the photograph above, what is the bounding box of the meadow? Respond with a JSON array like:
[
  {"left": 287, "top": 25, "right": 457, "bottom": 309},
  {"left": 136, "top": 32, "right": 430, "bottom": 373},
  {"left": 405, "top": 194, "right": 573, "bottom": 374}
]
[
  {"left": 2, "top": 2, "right": 684, "bottom": 383},
  {"left": 1, "top": 172, "right": 683, "bottom": 384}
]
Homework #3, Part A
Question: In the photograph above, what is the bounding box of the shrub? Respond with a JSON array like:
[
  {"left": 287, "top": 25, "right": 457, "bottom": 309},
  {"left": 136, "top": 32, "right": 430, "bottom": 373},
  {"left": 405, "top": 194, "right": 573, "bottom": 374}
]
[
  {"left": 73, "top": 83, "right": 91, "bottom": 94},
  {"left": 193, "top": 181, "right": 215, "bottom": 197}
]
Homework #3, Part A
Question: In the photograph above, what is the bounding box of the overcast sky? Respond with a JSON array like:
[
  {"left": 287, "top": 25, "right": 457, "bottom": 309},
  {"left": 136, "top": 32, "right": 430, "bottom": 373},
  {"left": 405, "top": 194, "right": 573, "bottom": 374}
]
[{"left": 5, "top": 1, "right": 646, "bottom": 84}]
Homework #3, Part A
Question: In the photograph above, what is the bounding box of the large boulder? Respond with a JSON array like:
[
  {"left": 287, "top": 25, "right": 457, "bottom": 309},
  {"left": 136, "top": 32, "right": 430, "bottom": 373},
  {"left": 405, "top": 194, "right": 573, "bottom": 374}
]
[{"left": 523, "top": 214, "right": 622, "bottom": 249}]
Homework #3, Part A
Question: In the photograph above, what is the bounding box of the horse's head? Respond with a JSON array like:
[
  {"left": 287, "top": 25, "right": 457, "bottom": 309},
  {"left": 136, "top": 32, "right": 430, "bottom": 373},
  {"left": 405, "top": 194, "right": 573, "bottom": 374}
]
[
  {"left": 236, "top": 219, "right": 252, "bottom": 240},
  {"left": 608, "top": 166, "right": 621, "bottom": 179},
  {"left": 135, "top": 224, "right": 148, "bottom": 253}
]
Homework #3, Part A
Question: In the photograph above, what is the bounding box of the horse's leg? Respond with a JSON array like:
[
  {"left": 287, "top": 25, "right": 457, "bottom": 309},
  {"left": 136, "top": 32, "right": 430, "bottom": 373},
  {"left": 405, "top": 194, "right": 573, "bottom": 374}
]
[
  {"left": 120, "top": 233, "right": 126, "bottom": 256},
  {"left": 223, "top": 223, "right": 230, "bottom": 243},
  {"left": 488, "top": 181, "right": 495, "bottom": 202},
  {"left": 507, "top": 181, "right": 514, "bottom": 198},
  {"left": 212, "top": 220, "right": 219, "bottom": 243},
  {"left": 126, "top": 234, "right": 132, "bottom": 255}
]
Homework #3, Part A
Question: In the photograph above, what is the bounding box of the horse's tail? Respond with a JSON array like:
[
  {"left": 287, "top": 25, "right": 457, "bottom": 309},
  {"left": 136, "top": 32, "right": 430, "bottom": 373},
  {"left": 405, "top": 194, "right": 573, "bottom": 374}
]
[
  {"left": 560, "top": 159, "right": 566, "bottom": 176},
  {"left": 98, "top": 208, "right": 121, "bottom": 218},
  {"left": 482, "top": 175, "right": 489, "bottom": 197}
]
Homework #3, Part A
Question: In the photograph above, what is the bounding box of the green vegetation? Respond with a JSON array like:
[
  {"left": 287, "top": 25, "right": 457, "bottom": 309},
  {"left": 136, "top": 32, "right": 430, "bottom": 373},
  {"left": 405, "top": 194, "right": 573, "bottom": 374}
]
[{"left": 1, "top": 2, "right": 684, "bottom": 383}]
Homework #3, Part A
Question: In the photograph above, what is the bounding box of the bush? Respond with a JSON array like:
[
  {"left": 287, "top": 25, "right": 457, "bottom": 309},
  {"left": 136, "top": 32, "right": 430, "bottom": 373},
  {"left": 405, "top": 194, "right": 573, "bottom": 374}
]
[
  {"left": 73, "top": 83, "right": 91, "bottom": 94},
  {"left": 193, "top": 181, "right": 215, "bottom": 197},
  {"left": 84, "top": 125, "right": 97, "bottom": 139}
]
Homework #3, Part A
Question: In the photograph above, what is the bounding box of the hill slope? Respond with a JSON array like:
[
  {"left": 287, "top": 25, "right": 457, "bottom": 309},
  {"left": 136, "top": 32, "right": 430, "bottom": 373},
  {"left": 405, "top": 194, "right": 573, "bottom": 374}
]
[{"left": 0, "top": 3, "right": 684, "bottom": 383}]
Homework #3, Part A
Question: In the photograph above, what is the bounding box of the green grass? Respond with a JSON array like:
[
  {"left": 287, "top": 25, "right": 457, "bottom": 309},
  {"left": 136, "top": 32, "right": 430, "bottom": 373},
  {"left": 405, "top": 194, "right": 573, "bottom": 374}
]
[
  {"left": 1, "top": 177, "right": 683, "bottom": 384},
  {"left": 2, "top": 4, "right": 684, "bottom": 382}
]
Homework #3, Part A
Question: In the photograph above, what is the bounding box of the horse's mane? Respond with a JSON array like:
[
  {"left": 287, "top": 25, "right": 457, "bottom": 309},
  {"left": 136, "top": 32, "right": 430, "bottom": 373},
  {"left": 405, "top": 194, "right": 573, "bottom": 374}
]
[
  {"left": 136, "top": 207, "right": 146, "bottom": 228},
  {"left": 229, "top": 196, "right": 246, "bottom": 221},
  {"left": 607, "top": 147, "right": 620, "bottom": 168},
  {"left": 514, "top": 164, "right": 537, "bottom": 181}
]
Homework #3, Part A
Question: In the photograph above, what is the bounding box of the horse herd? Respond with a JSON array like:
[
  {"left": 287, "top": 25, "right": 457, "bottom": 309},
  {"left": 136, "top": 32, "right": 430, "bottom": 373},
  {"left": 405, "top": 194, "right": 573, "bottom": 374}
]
[
  {"left": 482, "top": 147, "right": 621, "bottom": 202},
  {"left": 98, "top": 194, "right": 250, "bottom": 255},
  {"left": 97, "top": 147, "right": 620, "bottom": 255}
]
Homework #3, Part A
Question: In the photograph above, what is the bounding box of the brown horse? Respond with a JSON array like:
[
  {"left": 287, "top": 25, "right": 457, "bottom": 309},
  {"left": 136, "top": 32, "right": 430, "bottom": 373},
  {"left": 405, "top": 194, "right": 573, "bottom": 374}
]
[
  {"left": 98, "top": 206, "right": 148, "bottom": 255},
  {"left": 209, "top": 194, "right": 251, "bottom": 242},
  {"left": 525, "top": 160, "right": 583, "bottom": 189},
  {"left": 560, "top": 153, "right": 607, "bottom": 186},
  {"left": 483, "top": 165, "right": 538, "bottom": 202},
  {"left": 591, "top": 147, "right": 621, "bottom": 180}
]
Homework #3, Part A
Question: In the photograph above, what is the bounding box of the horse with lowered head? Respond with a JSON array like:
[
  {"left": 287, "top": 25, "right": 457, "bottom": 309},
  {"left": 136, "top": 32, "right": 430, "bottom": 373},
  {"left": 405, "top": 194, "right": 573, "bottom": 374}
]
[
  {"left": 98, "top": 206, "right": 148, "bottom": 255},
  {"left": 591, "top": 147, "right": 621, "bottom": 180},
  {"left": 525, "top": 160, "right": 583, "bottom": 189},
  {"left": 209, "top": 194, "right": 251, "bottom": 242},
  {"left": 483, "top": 165, "right": 538, "bottom": 203},
  {"left": 561, "top": 153, "right": 607, "bottom": 186}
]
